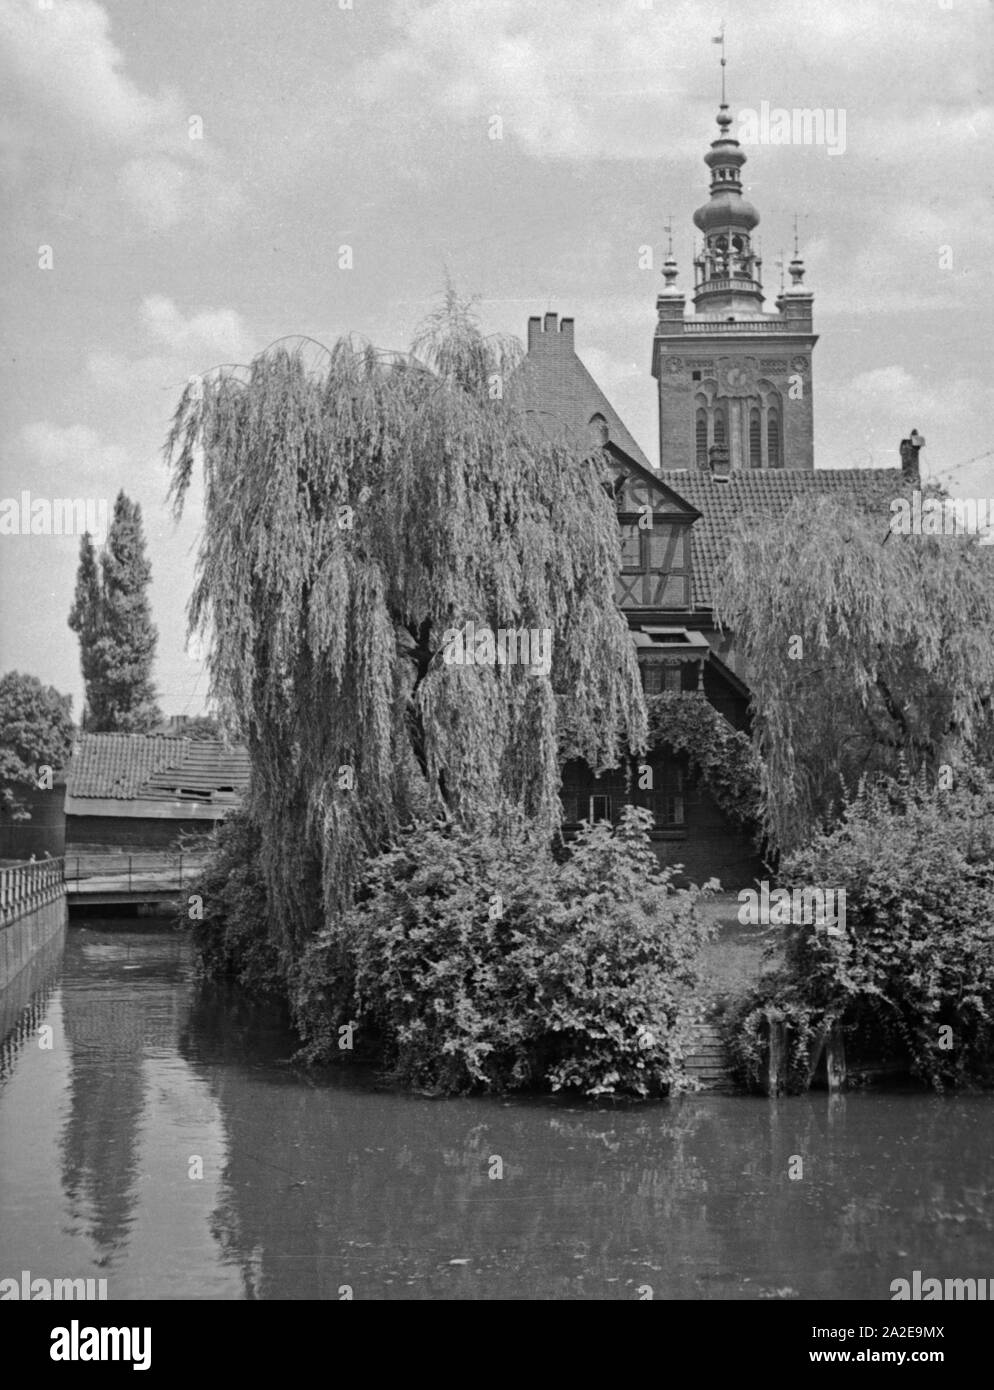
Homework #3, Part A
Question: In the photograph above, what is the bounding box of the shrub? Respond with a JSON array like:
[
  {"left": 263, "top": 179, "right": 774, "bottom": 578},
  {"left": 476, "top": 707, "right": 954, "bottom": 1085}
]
[
  {"left": 182, "top": 811, "right": 284, "bottom": 996},
  {"left": 725, "top": 767, "right": 994, "bottom": 1090},
  {"left": 294, "top": 806, "right": 715, "bottom": 1096}
]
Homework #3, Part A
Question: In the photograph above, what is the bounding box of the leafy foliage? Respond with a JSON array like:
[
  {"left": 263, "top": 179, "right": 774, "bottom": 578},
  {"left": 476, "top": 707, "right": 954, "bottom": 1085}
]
[
  {"left": 646, "top": 691, "right": 762, "bottom": 829},
  {"left": 166, "top": 289, "right": 647, "bottom": 958},
  {"left": 0, "top": 671, "right": 74, "bottom": 820},
  {"left": 725, "top": 766, "right": 994, "bottom": 1090},
  {"left": 185, "top": 812, "right": 284, "bottom": 996},
  {"left": 714, "top": 493, "right": 994, "bottom": 853},
  {"left": 68, "top": 492, "right": 162, "bottom": 733},
  {"left": 294, "top": 806, "right": 715, "bottom": 1097}
]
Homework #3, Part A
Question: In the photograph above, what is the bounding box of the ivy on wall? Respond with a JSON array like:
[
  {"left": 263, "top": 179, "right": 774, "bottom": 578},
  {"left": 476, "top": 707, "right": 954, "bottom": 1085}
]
[{"left": 646, "top": 692, "right": 762, "bottom": 830}]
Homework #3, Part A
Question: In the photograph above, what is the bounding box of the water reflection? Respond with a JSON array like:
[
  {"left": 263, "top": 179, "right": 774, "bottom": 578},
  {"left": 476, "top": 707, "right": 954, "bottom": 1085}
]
[{"left": 0, "top": 925, "right": 992, "bottom": 1300}]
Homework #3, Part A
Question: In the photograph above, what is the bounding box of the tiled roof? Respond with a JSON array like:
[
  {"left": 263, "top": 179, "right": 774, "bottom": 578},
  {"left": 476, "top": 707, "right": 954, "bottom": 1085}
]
[
  {"left": 657, "top": 467, "right": 906, "bottom": 606},
  {"left": 67, "top": 733, "right": 251, "bottom": 803},
  {"left": 509, "top": 315, "right": 654, "bottom": 470}
]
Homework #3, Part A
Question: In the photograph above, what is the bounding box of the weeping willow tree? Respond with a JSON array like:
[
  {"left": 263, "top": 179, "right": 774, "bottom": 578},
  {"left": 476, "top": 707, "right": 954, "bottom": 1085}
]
[
  {"left": 166, "top": 291, "right": 647, "bottom": 959},
  {"left": 714, "top": 492, "right": 994, "bottom": 854}
]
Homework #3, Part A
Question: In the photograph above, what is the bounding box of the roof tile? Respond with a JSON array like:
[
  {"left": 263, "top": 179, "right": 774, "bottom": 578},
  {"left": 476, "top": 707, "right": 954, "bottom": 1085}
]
[{"left": 657, "top": 467, "right": 906, "bottom": 605}]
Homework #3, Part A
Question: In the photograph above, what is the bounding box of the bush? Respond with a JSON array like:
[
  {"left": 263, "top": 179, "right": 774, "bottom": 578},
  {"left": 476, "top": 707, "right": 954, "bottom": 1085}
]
[
  {"left": 294, "top": 806, "right": 715, "bottom": 1096},
  {"left": 725, "top": 767, "right": 994, "bottom": 1090},
  {"left": 183, "top": 811, "right": 284, "bottom": 996}
]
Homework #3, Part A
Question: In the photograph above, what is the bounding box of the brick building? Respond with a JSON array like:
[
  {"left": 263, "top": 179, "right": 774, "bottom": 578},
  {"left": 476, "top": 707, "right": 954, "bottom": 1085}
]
[{"left": 511, "top": 102, "right": 904, "bottom": 888}]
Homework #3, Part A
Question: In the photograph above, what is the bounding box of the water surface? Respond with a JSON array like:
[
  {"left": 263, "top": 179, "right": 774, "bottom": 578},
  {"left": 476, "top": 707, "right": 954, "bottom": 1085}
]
[{"left": 1, "top": 923, "right": 991, "bottom": 1300}]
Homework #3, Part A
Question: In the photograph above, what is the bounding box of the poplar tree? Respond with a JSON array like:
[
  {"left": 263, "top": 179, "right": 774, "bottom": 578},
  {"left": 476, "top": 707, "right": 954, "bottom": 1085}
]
[
  {"left": 68, "top": 492, "right": 162, "bottom": 732},
  {"left": 714, "top": 493, "right": 994, "bottom": 854},
  {"left": 166, "top": 291, "right": 647, "bottom": 955}
]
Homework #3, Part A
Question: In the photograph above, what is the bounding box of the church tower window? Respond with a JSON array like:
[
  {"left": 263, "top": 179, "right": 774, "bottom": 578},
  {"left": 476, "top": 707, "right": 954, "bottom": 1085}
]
[
  {"left": 749, "top": 408, "right": 761, "bottom": 468},
  {"left": 767, "top": 410, "right": 781, "bottom": 468},
  {"left": 695, "top": 410, "right": 708, "bottom": 468}
]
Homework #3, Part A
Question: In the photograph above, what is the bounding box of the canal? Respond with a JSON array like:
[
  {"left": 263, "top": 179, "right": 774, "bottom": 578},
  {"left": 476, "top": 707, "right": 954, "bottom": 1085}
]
[{"left": 1, "top": 919, "right": 992, "bottom": 1300}]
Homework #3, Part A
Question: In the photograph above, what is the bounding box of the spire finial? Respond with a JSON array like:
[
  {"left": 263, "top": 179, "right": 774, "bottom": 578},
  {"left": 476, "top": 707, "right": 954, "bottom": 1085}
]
[
  {"left": 793, "top": 213, "right": 800, "bottom": 257},
  {"left": 711, "top": 22, "right": 727, "bottom": 106},
  {"left": 664, "top": 216, "right": 675, "bottom": 257},
  {"left": 776, "top": 248, "right": 786, "bottom": 294}
]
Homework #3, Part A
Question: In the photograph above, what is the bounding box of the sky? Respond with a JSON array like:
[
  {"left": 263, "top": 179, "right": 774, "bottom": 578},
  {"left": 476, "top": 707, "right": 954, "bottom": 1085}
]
[{"left": 1, "top": 0, "right": 992, "bottom": 718}]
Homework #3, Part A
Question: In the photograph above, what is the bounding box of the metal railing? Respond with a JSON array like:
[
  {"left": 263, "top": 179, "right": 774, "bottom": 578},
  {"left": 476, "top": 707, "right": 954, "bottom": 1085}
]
[
  {"left": 0, "top": 858, "right": 65, "bottom": 925},
  {"left": 63, "top": 850, "right": 208, "bottom": 896}
]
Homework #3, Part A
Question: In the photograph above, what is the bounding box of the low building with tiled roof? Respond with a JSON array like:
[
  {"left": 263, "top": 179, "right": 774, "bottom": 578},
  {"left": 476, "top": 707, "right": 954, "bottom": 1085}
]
[{"left": 65, "top": 733, "right": 250, "bottom": 852}]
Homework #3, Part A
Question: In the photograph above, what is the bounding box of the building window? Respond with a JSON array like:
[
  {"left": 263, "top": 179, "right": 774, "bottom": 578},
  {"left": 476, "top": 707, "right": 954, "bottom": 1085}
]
[
  {"left": 589, "top": 794, "right": 612, "bottom": 824},
  {"left": 714, "top": 409, "right": 726, "bottom": 446},
  {"left": 649, "top": 774, "right": 685, "bottom": 828},
  {"left": 642, "top": 664, "right": 664, "bottom": 695},
  {"left": 695, "top": 410, "right": 708, "bottom": 468},
  {"left": 589, "top": 413, "right": 609, "bottom": 447},
  {"left": 768, "top": 410, "right": 781, "bottom": 467},
  {"left": 632, "top": 764, "right": 685, "bottom": 828},
  {"left": 662, "top": 664, "right": 682, "bottom": 693},
  {"left": 749, "top": 408, "right": 761, "bottom": 468}
]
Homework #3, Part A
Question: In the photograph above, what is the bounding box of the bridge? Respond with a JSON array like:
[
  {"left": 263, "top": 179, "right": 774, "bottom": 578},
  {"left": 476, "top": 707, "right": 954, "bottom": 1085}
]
[{"left": 64, "top": 851, "right": 208, "bottom": 907}]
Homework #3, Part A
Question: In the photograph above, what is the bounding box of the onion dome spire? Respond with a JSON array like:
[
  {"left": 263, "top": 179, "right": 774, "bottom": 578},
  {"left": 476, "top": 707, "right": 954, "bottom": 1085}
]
[{"left": 691, "top": 44, "right": 764, "bottom": 313}]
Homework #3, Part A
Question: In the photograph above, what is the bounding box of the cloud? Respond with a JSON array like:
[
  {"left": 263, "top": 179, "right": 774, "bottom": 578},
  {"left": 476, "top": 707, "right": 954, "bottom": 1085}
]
[
  {"left": 0, "top": 0, "right": 240, "bottom": 228},
  {"left": 355, "top": 0, "right": 991, "bottom": 163},
  {"left": 0, "top": 0, "right": 178, "bottom": 144},
  {"left": 17, "top": 422, "right": 128, "bottom": 487},
  {"left": 86, "top": 297, "right": 257, "bottom": 409},
  {"left": 822, "top": 367, "right": 991, "bottom": 481},
  {"left": 140, "top": 296, "right": 253, "bottom": 361}
]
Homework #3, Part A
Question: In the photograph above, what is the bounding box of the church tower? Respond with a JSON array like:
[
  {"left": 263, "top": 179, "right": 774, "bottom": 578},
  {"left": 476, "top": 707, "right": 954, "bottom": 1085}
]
[{"left": 652, "top": 84, "right": 817, "bottom": 471}]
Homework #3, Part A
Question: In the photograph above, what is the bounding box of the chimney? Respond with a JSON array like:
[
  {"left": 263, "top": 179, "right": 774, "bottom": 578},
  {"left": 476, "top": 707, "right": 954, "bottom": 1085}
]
[
  {"left": 900, "top": 429, "right": 924, "bottom": 485},
  {"left": 528, "top": 312, "right": 575, "bottom": 354},
  {"left": 708, "top": 442, "right": 731, "bottom": 479}
]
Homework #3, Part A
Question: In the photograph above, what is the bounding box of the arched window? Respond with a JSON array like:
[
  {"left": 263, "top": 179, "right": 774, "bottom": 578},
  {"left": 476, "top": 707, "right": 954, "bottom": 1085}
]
[
  {"left": 767, "top": 410, "right": 781, "bottom": 468},
  {"left": 589, "top": 413, "right": 609, "bottom": 447},
  {"left": 695, "top": 410, "right": 708, "bottom": 468},
  {"left": 749, "top": 408, "right": 761, "bottom": 468},
  {"left": 714, "top": 409, "right": 726, "bottom": 446}
]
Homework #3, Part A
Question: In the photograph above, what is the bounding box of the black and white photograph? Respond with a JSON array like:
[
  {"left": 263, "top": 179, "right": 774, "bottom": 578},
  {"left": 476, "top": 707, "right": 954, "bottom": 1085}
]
[{"left": 1, "top": 0, "right": 992, "bottom": 1351}]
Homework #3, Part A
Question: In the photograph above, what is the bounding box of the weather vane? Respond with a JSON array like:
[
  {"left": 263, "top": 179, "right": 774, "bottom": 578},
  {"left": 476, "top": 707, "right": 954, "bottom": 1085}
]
[{"left": 712, "top": 22, "right": 727, "bottom": 104}]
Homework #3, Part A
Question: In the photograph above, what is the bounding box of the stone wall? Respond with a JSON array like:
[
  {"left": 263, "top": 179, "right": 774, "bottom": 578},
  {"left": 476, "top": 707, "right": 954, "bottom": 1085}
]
[{"left": 0, "top": 893, "right": 68, "bottom": 993}]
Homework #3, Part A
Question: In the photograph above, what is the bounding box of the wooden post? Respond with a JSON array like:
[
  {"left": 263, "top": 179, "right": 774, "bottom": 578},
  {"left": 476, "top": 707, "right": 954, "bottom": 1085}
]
[
  {"left": 765, "top": 1015, "right": 786, "bottom": 1097},
  {"left": 826, "top": 1025, "right": 847, "bottom": 1092}
]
